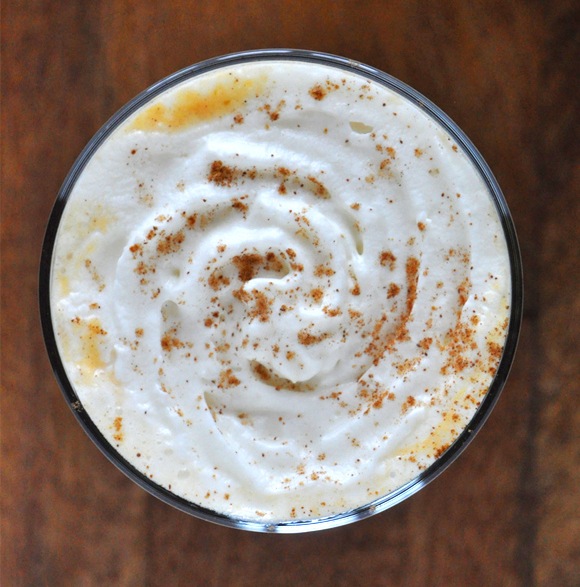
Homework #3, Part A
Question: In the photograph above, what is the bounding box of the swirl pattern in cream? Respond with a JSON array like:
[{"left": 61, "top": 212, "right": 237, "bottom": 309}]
[{"left": 51, "top": 60, "right": 511, "bottom": 522}]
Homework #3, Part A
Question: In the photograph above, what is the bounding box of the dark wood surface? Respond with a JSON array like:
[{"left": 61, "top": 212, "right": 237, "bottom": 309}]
[{"left": 2, "top": 1, "right": 578, "bottom": 585}]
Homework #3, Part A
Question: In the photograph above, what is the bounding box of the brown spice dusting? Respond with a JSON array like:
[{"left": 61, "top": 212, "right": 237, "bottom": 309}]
[
  {"left": 232, "top": 253, "right": 264, "bottom": 281},
  {"left": 309, "top": 84, "right": 326, "bottom": 100},
  {"left": 387, "top": 283, "right": 401, "bottom": 299},
  {"left": 310, "top": 288, "right": 324, "bottom": 303},
  {"left": 361, "top": 255, "right": 421, "bottom": 376},
  {"left": 405, "top": 257, "right": 420, "bottom": 315},
  {"left": 417, "top": 337, "right": 433, "bottom": 351},
  {"left": 252, "top": 362, "right": 271, "bottom": 382},
  {"left": 380, "top": 251, "right": 397, "bottom": 270},
  {"left": 314, "top": 264, "right": 335, "bottom": 277},
  {"left": 434, "top": 443, "right": 450, "bottom": 459},
  {"left": 208, "top": 270, "right": 231, "bottom": 291},
  {"left": 401, "top": 395, "right": 416, "bottom": 414},
  {"left": 395, "top": 357, "right": 421, "bottom": 375},
  {"left": 129, "top": 243, "right": 142, "bottom": 256},
  {"left": 487, "top": 341, "right": 503, "bottom": 360},
  {"left": 379, "top": 158, "right": 395, "bottom": 177},
  {"left": 306, "top": 176, "right": 330, "bottom": 199},
  {"left": 218, "top": 369, "right": 241, "bottom": 389},
  {"left": 457, "top": 278, "right": 471, "bottom": 308},
  {"left": 233, "top": 113, "right": 244, "bottom": 124},
  {"left": 265, "top": 251, "right": 284, "bottom": 272},
  {"left": 308, "top": 79, "right": 340, "bottom": 101},
  {"left": 208, "top": 160, "right": 238, "bottom": 187},
  {"left": 250, "top": 362, "right": 312, "bottom": 392},
  {"left": 84, "top": 258, "right": 105, "bottom": 290},
  {"left": 231, "top": 198, "right": 249, "bottom": 215},
  {"left": 88, "top": 322, "right": 107, "bottom": 336},
  {"left": 232, "top": 287, "right": 251, "bottom": 304},
  {"left": 440, "top": 320, "right": 476, "bottom": 375},
  {"left": 157, "top": 230, "right": 185, "bottom": 255},
  {"left": 297, "top": 329, "right": 330, "bottom": 346},
  {"left": 262, "top": 100, "right": 286, "bottom": 121},
  {"left": 112, "top": 416, "right": 124, "bottom": 442},
  {"left": 370, "top": 389, "right": 395, "bottom": 411},
  {"left": 161, "top": 329, "right": 186, "bottom": 351},
  {"left": 183, "top": 213, "right": 197, "bottom": 228},
  {"left": 248, "top": 289, "right": 273, "bottom": 323},
  {"left": 214, "top": 342, "right": 230, "bottom": 354},
  {"left": 363, "top": 313, "right": 389, "bottom": 366},
  {"left": 417, "top": 221, "right": 426, "bottom": 231},
  {"left": 230, "top": 251, "right": 286, "bottom": 285}
]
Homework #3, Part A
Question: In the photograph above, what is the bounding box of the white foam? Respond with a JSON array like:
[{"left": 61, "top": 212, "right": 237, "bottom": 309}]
[{"left": 51, "top": 60, "right": 511, "bottom": 522}]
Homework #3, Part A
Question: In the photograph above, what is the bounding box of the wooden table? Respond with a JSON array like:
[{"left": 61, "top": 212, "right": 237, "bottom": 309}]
[{"left": 2, "top": 2, "right": 578, "bottom": 585}]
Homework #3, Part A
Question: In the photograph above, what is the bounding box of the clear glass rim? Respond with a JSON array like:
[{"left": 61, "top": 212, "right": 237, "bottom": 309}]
[{"left": 39, "top": 48, "right": 524, "bottom": 534}]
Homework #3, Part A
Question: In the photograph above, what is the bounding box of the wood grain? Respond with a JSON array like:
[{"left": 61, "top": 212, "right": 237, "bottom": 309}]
[{"left": 2, "top": 1, "right": 578, "bottom": 585}]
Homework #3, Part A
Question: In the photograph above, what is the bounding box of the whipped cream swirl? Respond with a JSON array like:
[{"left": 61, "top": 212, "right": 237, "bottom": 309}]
[{"left": 51, "top": 61, "right": 511, "bottom": 522}]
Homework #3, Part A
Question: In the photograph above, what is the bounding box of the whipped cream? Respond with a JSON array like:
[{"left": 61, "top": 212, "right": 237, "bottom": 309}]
[{"left": 50, "top": 59, "right": 511, "bottom": 523}]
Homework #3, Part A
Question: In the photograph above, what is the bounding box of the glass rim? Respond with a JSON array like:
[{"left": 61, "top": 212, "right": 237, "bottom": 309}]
[{"left": 39, "top": 48, "right": 523, "bottom": 534}]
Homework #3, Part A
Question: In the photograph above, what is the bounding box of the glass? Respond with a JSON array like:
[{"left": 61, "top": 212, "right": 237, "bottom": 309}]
[{"left": 39, "top": 49, "right": 523, "bottom": 533}]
